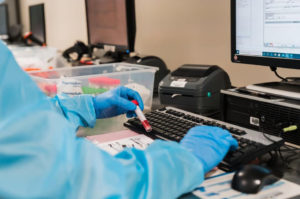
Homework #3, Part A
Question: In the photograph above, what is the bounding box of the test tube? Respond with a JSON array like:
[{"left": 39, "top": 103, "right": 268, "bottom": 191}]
[{"left": 131, "top": 100, "right": 152, "bottom": 132}]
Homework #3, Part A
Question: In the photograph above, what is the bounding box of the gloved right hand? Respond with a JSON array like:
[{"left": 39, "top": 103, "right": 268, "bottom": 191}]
[
  {"left": 180, "top": 126, "right": 238, "bottom": 174},
  {"left": 92, "top": 86, "right": 144, "bottom": 119}
]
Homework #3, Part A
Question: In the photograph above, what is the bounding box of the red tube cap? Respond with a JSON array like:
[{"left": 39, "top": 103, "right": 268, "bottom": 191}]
[{"left": 131, "top": 100, "right": 139, "bottom": 106}]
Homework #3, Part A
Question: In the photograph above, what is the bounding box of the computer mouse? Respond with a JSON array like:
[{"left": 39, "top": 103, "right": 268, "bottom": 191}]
[{"left": 231, "top": 165, "right": 279, "bottom": 194}]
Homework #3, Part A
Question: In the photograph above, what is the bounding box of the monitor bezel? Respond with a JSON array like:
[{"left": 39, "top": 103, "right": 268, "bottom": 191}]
[
  {"left": 85, "top": 0, "right": 136, "bottom": 53},
  {"left": 0, "top": 4, "right": 9, "bottom": 39},
  {"left": 29, "top": 3, "right": 46, "bottom": 44},
  {"left": 231, "top": 0, "right": 300, "bottom": 69}
]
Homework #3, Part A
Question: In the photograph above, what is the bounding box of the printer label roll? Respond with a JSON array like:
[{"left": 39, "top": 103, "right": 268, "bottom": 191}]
[{"left": 170, "top": 80, "right": 187, "bottom": 88}]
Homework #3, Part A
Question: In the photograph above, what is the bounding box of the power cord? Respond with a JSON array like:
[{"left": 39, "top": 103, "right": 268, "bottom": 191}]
[
  {"left": 270, "top": 66, "right": 288, "bottom": 82},
  {"left": 257, "top": 126, "right": 288, "bottom": 170},
  {"left": 260, "top": 125, "right": 281, "bottom": 144},
  {"left": 259, "top": 125, "right": 300, "bottom": 168}
]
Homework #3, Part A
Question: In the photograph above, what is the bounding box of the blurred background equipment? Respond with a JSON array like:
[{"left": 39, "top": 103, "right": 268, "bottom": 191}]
[
  {"left": 85, "top": 0, "right": 136, "bottom": 62},
  {"left": 62, "top": 41, "right": 90, "bottom": 62},
  {"left": 23, "top": 31, "right": 45, "bottom": 46},
  {"left": 0, "top": 4, "right": 9, "bottom": 40},
  {"left": 126, "top": 55, "right": 170, "bottom": 94},
  {"left": 0, "top": 0, "right": 21, "bottom": 42},
  {"left": 28, "top": 3, "right": 46, "bottom": 45}
]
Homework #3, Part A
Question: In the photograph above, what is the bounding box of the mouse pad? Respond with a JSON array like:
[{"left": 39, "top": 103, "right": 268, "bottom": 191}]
[{"left": 190, "top": 172, "right": 300, "bottom": 199}]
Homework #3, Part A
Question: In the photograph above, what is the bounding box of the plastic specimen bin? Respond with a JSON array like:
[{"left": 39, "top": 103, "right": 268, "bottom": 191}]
[{"left": 29, "top": 63, "right": 158, "bottom": 110}]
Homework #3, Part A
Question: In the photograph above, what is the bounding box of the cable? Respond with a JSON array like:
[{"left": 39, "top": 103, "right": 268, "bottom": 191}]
[
  {"left": 260, "top": 124, "right": 299, "bottom": 154},
  {"left": 280, "top": 148, "right": 300, "bottom": 153},
  {"left": 269, "top": 66, "right": 288, "bottom": 82},
  {"left": 260, "top": 126, "right": 281, "bottom": 144},
  {"left": 281, "top": 145, "right": 300, "bottom": 153},
  {"left": 285, "top": 153, "right": 300, "bottom": 164},
  {"left": 278, "top": 148, "right": 286, "bottom": 163},
  {"left": 258, "top": 127, "right": 287, "bottom": 168},
  {"left": 260, "top": 126, "right": 300, "bottom": 167},
  {"left": 280, "top": 145, "right": 300, "bottom": 152},
  {"left": 268, "top": 151, "right": 275, "bottom": 162},
  {"left": 279, "top": 145, "right": 300, "bottom": 166}
]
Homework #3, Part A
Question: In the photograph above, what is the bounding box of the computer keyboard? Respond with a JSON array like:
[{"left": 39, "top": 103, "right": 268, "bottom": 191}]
[{"left": 124, "top": 107, "right": 285, "bottom": 171}]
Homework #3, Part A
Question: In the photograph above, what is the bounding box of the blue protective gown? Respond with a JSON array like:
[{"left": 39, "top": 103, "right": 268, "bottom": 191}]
[{"left": 0, "top": 40, "right": 204, "bottom": 199}]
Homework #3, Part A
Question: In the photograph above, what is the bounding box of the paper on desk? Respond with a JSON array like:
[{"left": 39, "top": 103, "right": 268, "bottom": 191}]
[
  {"left": 86, "top": 130, "right": 154, "bottom": 155},
  {"left": 191, "top": 172, "right": 300, "bottom": 199}
]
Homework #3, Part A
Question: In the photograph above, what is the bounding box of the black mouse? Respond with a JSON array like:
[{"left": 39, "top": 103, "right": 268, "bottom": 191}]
[{"left": 231, "top": 165, "right": 279, "bottom": 194}]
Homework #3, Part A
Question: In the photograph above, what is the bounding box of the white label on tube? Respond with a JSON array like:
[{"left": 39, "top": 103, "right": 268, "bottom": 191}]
[{"left": 135, "top": 106, "right": 146, "bottom": 121}]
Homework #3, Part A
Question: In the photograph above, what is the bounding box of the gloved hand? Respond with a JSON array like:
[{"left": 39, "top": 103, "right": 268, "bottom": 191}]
[
  {"left": 180, "top": 126, "right": 238, "bottom": 174},
  {"left": 92, "top": 86, "right": 144, "bottom": 119}
]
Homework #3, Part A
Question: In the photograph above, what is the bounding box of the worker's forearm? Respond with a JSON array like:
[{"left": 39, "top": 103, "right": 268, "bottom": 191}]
[{"left": 51, "top": 94, "right": 96, "bottom": 128}]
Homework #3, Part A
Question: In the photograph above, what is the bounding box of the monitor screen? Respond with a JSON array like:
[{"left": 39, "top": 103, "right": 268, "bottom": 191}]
[
  {"left": 232, "top": 0, "right": 300, "bottom": 69},
  {"left": 0, "top": 4, "right": 9, "bottom": 39},
  {"left": 85, "top": 0, "right": 136, "bottom": 53},
  {"left": 29, "top": 4, "right": 46, "bottom": 43}
]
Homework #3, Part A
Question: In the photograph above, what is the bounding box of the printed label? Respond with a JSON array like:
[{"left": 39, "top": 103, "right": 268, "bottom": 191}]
[{"left": 170, "top": 81, "right": 187, "bottom": 88}]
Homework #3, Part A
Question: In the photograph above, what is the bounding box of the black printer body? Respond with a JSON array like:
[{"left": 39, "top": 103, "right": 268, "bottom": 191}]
[{"left": 159, "top": 64, "right": 231, "bottom": 115}]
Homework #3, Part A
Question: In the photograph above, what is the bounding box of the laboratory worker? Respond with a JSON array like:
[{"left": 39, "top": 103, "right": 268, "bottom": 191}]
[{"left": 0, "top": 40, "right": 238, "bottom": 199}]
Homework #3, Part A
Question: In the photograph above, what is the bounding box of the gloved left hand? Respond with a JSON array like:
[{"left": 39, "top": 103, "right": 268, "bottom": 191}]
[
  {"left": 180, "top": 126, "right": 238, "bottom": 174},
  {"left": 92, "top": 86, "right": 144, "bottom": 119}
]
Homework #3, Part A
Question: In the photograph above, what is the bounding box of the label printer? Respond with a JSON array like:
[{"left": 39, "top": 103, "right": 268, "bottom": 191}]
[{"left": 158, "top": 64, "right": 231, "bottom": 115}]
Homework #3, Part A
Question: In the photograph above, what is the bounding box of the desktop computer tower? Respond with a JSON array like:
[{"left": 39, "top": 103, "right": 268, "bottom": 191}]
[{"left": 221, "top": 89, "right": 300, "bottom": 146}]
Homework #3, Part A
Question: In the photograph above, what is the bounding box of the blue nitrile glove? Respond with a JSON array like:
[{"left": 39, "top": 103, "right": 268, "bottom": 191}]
[
  {"left": 92, "top": 86, "right": 144, "bottom": 119},
  {"left": 180, "top": 126, "right": 238, "bottom": 174}
]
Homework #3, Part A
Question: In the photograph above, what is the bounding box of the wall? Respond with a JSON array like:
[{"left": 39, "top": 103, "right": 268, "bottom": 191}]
[
  {"left": 20, "top": 0, "right": 87, "bottom": 51},
  {"left": 4, "top": 0, "right": 19, "bottom": 26},
  {"left": 19, "top": 0, "right": 300, "bottom": 87}
]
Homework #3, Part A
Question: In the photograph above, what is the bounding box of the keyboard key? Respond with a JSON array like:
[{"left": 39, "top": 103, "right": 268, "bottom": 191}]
[
  {"left": 227, "top": 151, "right": 244, "bottom": 163},
  {"left": 159, "top": 107, "right": 167, "bottom": 111},
  {"left": 240, "top": 145, "right": 257, "bottom": 154},
  {"left": 240, "top": 142, "right": 248, "bottom": 148},
  {"left": 237, "top": 129, "right": 247, "bottom": 135}
]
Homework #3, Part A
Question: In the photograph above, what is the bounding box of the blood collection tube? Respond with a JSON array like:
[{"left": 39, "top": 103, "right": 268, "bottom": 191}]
[{"left": 131, "top": 100, "right": 152, "bottom": 132}]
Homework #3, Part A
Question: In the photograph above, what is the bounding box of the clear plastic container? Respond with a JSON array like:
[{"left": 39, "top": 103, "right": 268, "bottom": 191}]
[
  {"left": 29, "top": 63, "right": 158, "bottom": 111},
  {"left": 9, "top": 45, "right": 58, "bottom": 70}
]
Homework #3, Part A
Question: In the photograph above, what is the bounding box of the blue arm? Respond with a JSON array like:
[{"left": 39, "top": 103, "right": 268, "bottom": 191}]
[{"left": 50, "top": 94, "right": 96, "bottom": 128}]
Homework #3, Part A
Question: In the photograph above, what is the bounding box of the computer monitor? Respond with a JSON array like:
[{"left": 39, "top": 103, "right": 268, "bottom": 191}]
[
  {"left": 0, "top": 4, "right": 9, "bottom": 40},
  {"left": 85, "top": 0, "right": 136, "bottom": 54},
  {"left": 232, "top": 0, "right": 300, "bottom": 98},
  {"left": 29, "top": 4, "right": 46, "bottom": 44},
  {"left": 231, "top": 0, "right": 300, "bottom": 69}
]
